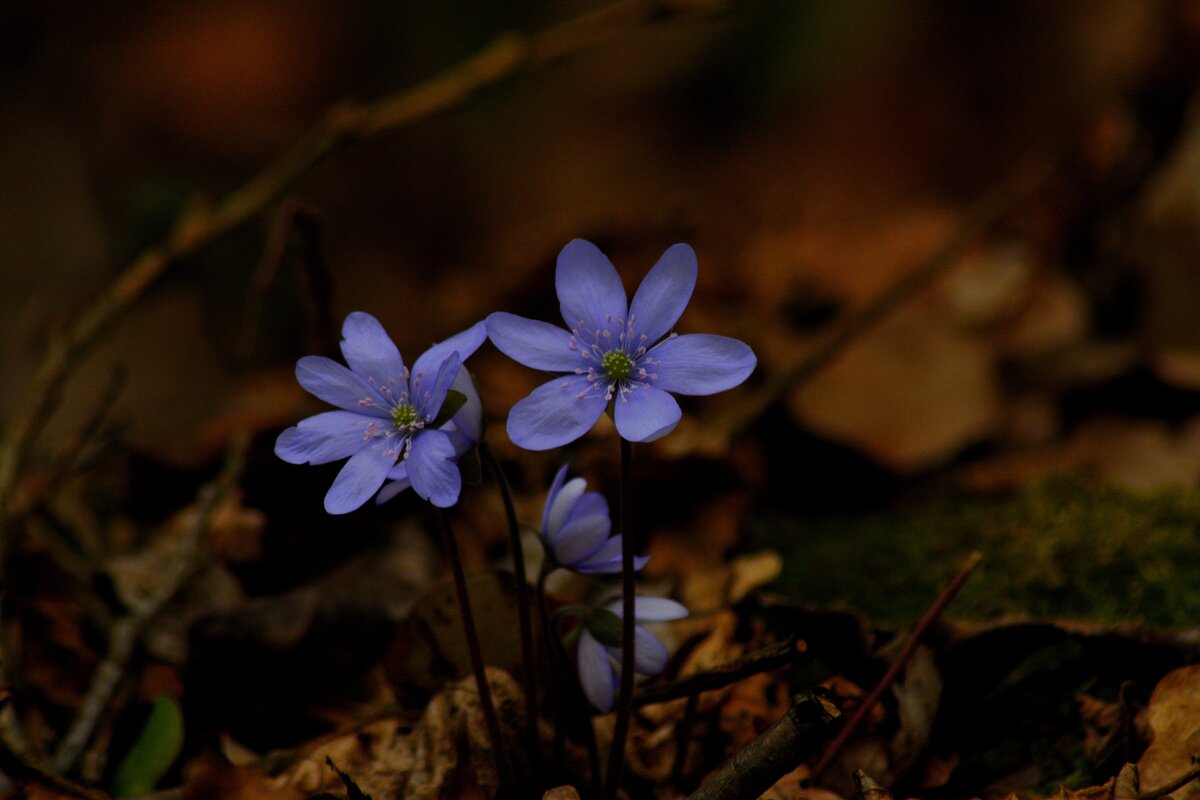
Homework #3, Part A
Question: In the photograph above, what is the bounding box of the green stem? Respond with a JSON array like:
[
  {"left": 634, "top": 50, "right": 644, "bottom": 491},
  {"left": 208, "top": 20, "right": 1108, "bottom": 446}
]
[
  {"left": 434, "top": 507, "right": 511, "bottom": 791},
  {"left": 604, "top": 438, "right": 636, "bottom": 799},
  {"left": 480, "top": 442, "right": 539, "bottom": 772}
]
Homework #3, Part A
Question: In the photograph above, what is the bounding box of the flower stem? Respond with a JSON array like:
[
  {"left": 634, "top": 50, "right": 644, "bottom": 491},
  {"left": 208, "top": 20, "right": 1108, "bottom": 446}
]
[
  {"left": 604, "top": 437, "right": 636, "bottom": 799},
  {"left": 539, "top": 564, "right": 600, "bottom": 793},
  {"left": 434, "top": 507, "right": 511, "bottom": 791},
  {"left": 480, "top": 441, "right": 539, "bottom": 771}
]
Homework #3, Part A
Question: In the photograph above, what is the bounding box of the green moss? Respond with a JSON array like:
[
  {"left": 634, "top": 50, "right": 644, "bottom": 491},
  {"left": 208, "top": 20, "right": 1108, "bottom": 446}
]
[{"left": 750, "top": 477, "right": 1200, "bottom": 627}]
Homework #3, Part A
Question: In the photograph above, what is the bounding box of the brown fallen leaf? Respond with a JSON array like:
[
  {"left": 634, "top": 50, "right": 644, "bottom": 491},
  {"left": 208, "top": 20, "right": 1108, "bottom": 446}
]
[
  {"left": 276, "top": 667, "right": 523, "bottom": 800},
  {"left": 793, "top": 300, "right": 1000, "bottom": 473},
  {"left": 184, "top": 754, "right": 304, "bottom": 800},
  {"left": 1138, "top": 664, "right": 1200, "bottom": 800}
]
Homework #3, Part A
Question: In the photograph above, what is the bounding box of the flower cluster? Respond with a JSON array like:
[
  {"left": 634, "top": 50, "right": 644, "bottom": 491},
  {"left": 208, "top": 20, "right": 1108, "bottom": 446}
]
[{"left": 277, "top": 240, "right": 754, "bottom": 716}]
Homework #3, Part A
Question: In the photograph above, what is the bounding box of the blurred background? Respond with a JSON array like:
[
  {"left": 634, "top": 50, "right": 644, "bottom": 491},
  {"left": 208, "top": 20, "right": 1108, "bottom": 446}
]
[{"left": 6, "top": 2, "right": 1200, "bottom": 794}]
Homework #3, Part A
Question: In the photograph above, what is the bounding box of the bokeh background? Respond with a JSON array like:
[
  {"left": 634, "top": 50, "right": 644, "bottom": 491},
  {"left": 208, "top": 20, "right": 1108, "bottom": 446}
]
[{"left": 8, "top": 2, "right": 1200, "bottom": 796}]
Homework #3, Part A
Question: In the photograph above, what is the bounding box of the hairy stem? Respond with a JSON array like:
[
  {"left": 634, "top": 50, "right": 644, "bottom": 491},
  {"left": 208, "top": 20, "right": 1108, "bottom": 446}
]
[
  {"left": 605, "top": 438, "right": 636, "bottom": 799},
  {"left": 434, "top": 508, "right": 511, "bottom": 791}
]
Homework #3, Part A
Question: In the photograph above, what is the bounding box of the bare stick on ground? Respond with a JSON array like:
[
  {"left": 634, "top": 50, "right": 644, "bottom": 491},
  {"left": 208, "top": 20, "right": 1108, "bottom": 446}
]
[
  {"left": 687, "top": 690, "right": 842, "bottom": 800},
  {"left": 51, "top": 434, "right": 250, "bottom": 774},
  {"left": 811, "top": 551, "right": 983, "bottom": 778},
  {"left": 633, "top": 636, "right": 806, "bottom": 707}
]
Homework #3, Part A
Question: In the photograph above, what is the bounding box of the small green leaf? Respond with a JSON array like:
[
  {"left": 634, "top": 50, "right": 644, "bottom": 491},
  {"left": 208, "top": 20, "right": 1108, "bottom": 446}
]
[
  {"left": 586, "top": 608, "right": 624, "bottom": 648},
  {"left": 111, "top": 697, "right": 184, "bottom": 797},
  {"left": 429, "top": 390, "right": 468, "bottom": 429}
]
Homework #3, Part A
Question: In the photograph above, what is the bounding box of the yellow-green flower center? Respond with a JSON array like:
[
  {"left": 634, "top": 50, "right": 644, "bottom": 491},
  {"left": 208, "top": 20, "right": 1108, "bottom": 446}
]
[
  {"left": 392, "top": 404, "right": 419, "bottom": 429},
  {"left": 602, "top": 350, "right": 633, "bottom": 381}
]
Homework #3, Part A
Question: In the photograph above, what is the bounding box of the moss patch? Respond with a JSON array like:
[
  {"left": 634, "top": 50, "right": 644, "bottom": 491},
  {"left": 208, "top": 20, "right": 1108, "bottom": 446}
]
[{"left": 750, "top": 477, "right": 1200, "bottom": 627}]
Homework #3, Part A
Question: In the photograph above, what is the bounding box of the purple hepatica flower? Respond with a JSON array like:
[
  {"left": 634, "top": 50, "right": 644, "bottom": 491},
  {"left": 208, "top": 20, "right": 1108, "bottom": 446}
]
[
  {"left": 376, "top": 366, "right": 482, "bottom": 505},
  {"left": 275, "top": 312, "right": 486, "bottom": 513},
  {"left": 576, "top": 596, "right": 688, "bottom": 712},
  {"left": 487, "top": 239, "right": 756, "bottom": 450},
  {"left": 541, "top": 464, "right": 648, "bottom": 574}
]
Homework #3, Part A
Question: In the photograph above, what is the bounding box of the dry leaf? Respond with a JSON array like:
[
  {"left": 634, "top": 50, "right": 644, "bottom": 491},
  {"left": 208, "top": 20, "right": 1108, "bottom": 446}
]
[
  {"left": 793, "top": 301, "right": 1000, "bottom": 473},
  {"left": 277, "top": 668, "right": 523, "bottom": 800},
  {"left": 1138, "top": 664, "right": 1200, "bottom": 800}
]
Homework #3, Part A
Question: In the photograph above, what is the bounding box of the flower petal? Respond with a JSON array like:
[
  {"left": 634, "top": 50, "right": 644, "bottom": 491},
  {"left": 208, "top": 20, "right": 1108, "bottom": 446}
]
[
  {"left": 577, "top": 630, "right": 616, "bottom": 712},
  {"left": 275, "top": 411, "right": 374, "bottom": 465},
  {"left": 574, "top": 535, "right": 648, "bottom": 574},
  {"left": 553, "top": 512, "right": 611, "bottom": 566},
  {"left": 375, "top": 480, "right": 411, "bottom": 504},
  {"left": 296, "top": 356, "right": 390, "bottom": 416},
  {"left": 631, "top": 625, "right": 670, "bottom": 676},
  {"left": 340, "top": 312, "right": 406, "bottom": 390},
  {"left": 407, "top": 429, "right": 462, "bottom": 508},
  {"left": 565, "top": 492, "right": 608, "bottom": 530},
  {"left": 540, "top": 464, "right": 570, "bottom": 534},
  {"left": 411, "top": 321, "right": 487, "bottom": 384},
  {"left": 648, "top": 334, "right": 756, "bottom": 396},
  {"left": 635, "top": 597, "right": 690, "bottom": 622},
  {"left": 486, "top": 312, "right": 580, "bottom": 372},
  {"left": 556, "top": 239, "right": 628, "bottom": 334},
  {"left": 324, "top": 445, "right": 395, "bottom": 514},
  {"left": 506, "top": 375, "right": 607, "bottom": 451},
  {"left": 449, "top": 368, "right": 482, "bottom": 444},
  {"left": 629, "top": 243, "right": 697, "bottom": 344},
  {"left": 613, "top": 386, "right": 681, "bottom": 442},
  {"left": 546, "top": 478, "right": 586, "bottom": 540},
  {"left": 413, "top": 352, "right": 461, "bottom": 422}
]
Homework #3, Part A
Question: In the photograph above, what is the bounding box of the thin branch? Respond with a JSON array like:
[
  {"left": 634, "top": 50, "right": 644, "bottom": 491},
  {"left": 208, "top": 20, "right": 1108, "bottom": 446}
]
[
  {"left": 51, "top": 434, "right": 250, "bottom": 774},
  {"left": 686, "top": 690, "right": 842, "bottom": 800},
  {"left": 9, "top": 364, "right": 126, "bottom": 522},
  {"left": 678, "top": 158, "right": 1057, "bottom": 454},
  {"left": 632, "top": 636, "right": 806, "bottom": 707},
  {"left": 241, "top": 199, "right": 337, "bottom": 359},
  {"left": 0, "top": 0, "right": 742, "bottom": 529},
  {"left": 811, "top": 551, "right": 983, "bottom": 778}
]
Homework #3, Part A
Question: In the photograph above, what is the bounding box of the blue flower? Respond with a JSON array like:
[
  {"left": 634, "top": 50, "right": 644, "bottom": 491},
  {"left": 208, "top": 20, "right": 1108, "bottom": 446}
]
[
  {"left": 541, "top": 464, "right": 648, "bottom": 574},
  {"left": 376, "top": 366, "right": 483, "bottom": 506},
  {"left": 275, "top": 312, "right": 486, "bottom": 512},
  {"left": 487, "top": 240, "right": 756, "bottom": 450},
  {"left": 576, "top": 596, "right": 688, "bottom": 712}
]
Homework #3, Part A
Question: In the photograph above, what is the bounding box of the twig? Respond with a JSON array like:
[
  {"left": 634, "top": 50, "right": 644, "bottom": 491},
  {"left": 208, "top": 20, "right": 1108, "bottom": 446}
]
[
  {"left": 686, "top": 690, "right": 842, "bottom": 800},
  {"left": 669, "top": 692, "right": 699, "bottom": 786},
  {"left": 50, "top": 434, "right": 250, "bottom": 774},
  {"left": 0, "top": 0, "right": 742, "bottom": 530},
  {"left": 9, "top": 364, "right": 126, "bottom": 522},
  {"left": 632, "top": 636, "right": 806, "bottom": 707},
  {"left": 685, "top": 158, "right": 1057, "bottom": 453},
  {"left": 0, "top": 734, "right": 110, "bottom": 800},
  {"left": 241, "top": 199, "right": 337, "bottom": 358},
  {"left": 811, "top": 551, "right": 983, "bottom": 778}
]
